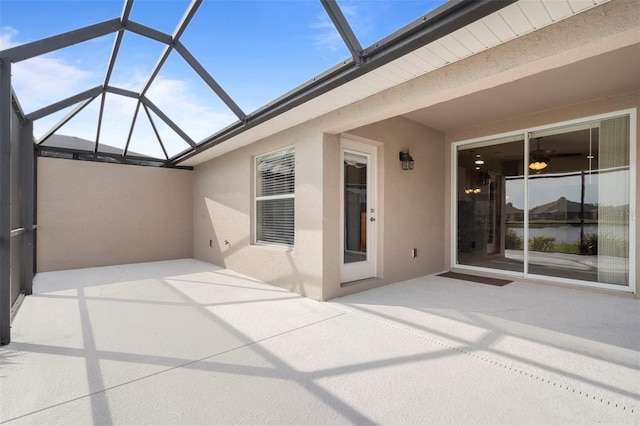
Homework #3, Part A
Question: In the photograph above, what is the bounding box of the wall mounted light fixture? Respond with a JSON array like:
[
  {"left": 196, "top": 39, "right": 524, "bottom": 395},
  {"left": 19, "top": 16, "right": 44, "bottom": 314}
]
[{"left": 399, "top": 150, "right": 414, "bottom": 170}]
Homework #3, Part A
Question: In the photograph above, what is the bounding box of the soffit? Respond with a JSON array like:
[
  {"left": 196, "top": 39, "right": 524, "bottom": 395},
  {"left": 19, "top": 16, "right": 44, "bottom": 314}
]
[
  {"left": 181, "top": 0, "right": 611, "bottom": 166},
  {"left": 403, "top": 43, "right": 640, "bottom": 133}
]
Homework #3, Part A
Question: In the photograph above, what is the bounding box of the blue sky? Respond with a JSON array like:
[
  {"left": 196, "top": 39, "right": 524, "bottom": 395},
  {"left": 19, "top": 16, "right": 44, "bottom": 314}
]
[
  {"left": 506, "top": 173, "right": 601, "bottom": 210},
  {"left": 0, "top": 0, "right": 448, "bottom": 157}
]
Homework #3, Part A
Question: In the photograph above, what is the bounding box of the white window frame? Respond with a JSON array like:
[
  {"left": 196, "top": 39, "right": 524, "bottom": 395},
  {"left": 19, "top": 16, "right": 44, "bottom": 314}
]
[
  {"left": 254, "top": 146, "right": 295, "bottom": 248},
  {"left": 451, "top": 109, "right": 636, "bottom": 293}
]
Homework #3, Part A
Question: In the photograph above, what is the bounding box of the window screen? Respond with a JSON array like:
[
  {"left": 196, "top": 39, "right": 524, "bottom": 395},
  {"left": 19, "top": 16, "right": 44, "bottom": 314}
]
[{"left": 255, "top": 147, "right": 295, "bottom": 246}]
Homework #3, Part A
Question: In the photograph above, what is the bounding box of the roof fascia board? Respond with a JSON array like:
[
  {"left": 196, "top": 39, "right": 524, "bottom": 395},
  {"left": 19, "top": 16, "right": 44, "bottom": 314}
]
[
  {"left": 320, "top": 0, "right": 363, "bottom": 64},
  {"left": 171, "top": 119, "right": 245, "bottom": 161},
  {"left": 26, "top": 86, "right": 103, "bottom": 121},
  {"left": 174, "top": 41, "right": 246, "bottom": 121},
  {"left": 171, "top": 59, "right": 354, "bottom": 163},
  {"left": 364, "top": 0, "right": 517, "bottom": 62},
  {"left": 0, "top": 18, "right": 123, "bottom": 63},
  {"left": 172, "top": 0, "right": 515, "bottom": 165},
  {"left": 361, "top": 0, "right": 466, "bottom": 56},
  {"left": 171, "top": 63, "right": 355, "bottom": 162}
]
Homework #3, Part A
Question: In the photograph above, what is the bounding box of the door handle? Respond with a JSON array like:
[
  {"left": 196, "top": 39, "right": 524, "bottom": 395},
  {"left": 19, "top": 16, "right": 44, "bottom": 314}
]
[{"left": 370, "top": 217, "right": 376, "bottom": 222}]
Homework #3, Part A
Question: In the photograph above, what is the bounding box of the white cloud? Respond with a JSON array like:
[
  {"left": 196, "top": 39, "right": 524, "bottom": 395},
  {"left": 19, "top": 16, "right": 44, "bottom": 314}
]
[
  {"left": 311, "top": 3, "right": 371, "bottom": 53},
  {"left": 0, "top": 26, "right": 20, "bottom": 49},
  {"left": 4, "top": 27, "right": 237, "bottom": 158},
  {"left": 2, "top": 27, "right": 98, "bottom": 113},
  {"left": 311, "top": 14, "right": 345, "bottom": 53},
  {"left": 146, "top": 77, "right": 237, "bottom": 142},
  {"left": 15, "top": 58, "right": 97, "bottom": 111}
]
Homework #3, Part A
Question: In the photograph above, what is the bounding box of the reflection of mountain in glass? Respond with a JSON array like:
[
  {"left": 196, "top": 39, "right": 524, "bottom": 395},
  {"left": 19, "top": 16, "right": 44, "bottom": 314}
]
[
  {"left": 529, "top": 197, "right": 597, "bottom": 221},
  {"left": 506, "top": 196, "right": 629, "bottom": 223}
]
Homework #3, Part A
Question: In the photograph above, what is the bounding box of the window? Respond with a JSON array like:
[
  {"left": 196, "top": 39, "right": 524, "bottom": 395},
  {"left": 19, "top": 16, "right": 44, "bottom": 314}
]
[{"left": 255, "top": 147, "right": 295, "bottom": 246}]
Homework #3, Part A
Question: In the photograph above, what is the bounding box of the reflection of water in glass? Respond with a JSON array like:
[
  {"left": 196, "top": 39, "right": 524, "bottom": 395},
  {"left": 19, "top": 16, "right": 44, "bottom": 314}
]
[{"left": 509, "top": 224, "right": 628, "bottom": 244}]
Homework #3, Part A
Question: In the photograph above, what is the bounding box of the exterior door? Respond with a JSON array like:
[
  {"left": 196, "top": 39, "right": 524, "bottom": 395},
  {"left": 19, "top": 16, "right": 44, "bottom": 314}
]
[{"left": 341, "top": 140, "right": 377, "bottom": 283}]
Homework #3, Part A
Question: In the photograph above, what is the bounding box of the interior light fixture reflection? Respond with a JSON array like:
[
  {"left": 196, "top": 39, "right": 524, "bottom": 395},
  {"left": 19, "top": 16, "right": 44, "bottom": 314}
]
[{"left": 529, "top": 160, "right": 548, "bottom": 171}]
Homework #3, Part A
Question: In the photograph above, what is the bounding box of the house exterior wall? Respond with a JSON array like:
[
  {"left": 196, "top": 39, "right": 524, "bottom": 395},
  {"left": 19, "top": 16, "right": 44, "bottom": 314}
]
[
  {"left": 321, "top": 118, "right": 446, "bottom": 300},
  {"left": 193, "top": 0, "right": 638, "bottom": 299},
  {"left": 37, "top": 157, "right": 193, "bottom": 272},
  {"left": 192, "top": 124, "right": 325, "bottom": 300},
  {"left": 193, "top": 116, "right": 445, "bottom": 301}
]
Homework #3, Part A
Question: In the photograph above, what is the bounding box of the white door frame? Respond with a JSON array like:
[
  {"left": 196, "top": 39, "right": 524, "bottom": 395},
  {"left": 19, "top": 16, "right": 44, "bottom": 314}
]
[
  {"left": 450, "top": 108, "right": 637, "bottom": 293},
  {"left": 340, "top": 138, "right": 377, "bottom": 283}
]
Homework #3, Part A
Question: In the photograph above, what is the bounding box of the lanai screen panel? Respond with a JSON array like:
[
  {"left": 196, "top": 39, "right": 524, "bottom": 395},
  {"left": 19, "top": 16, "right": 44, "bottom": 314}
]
[{"left": 1, "top": 0, "right": 456, "bottom": 164}]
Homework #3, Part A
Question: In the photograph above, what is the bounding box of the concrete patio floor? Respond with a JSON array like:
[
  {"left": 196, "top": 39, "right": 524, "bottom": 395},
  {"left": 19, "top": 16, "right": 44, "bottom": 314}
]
[{"left": 1, "top": 259, "right": 638, "bottom": 425}]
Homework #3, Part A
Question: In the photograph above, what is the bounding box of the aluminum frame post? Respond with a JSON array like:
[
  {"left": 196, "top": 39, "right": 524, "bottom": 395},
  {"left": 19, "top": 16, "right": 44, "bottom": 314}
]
[
  {"left": 20, "top": 119, "right": 34, "bottom": 296},
  {"left": 1, "top": 19, "right": 123, "bottom": 63},
  {"left": 171, "top": 0, "right": 516, "bottom": 165},
  {"left": 0, "top": 59, "right": 12, "bottom": 345},
  {"left": 320, "top": 0, "right": 363, "bottom": 65}
]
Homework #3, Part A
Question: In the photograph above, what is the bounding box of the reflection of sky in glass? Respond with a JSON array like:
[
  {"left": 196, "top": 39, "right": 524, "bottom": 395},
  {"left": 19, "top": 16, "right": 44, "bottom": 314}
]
[
  {"left": 529, "top": 173, "right": 598, "bottom": 208},
  {"left": 506, "top": 173, "right": 600, "bottom": 210},
  {"left": 506, "top": 170, "right": 630, "bottom": 210}
]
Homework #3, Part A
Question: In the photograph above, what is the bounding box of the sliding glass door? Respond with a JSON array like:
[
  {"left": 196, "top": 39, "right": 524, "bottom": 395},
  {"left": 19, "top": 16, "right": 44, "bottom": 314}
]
[
  {"left": 456, "top": 136, "right": 525, "bottom": 273},
  {"left": 455, "top": 111, "right": 635, "bottom": 290}
]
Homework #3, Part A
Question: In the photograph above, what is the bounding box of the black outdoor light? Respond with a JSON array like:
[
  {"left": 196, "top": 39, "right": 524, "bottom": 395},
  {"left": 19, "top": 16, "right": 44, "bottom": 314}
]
[
  {"left": 399, "top": 150, "right": 414, "bottom": 170},
  {"left": 481, "top": 172, "right": 491, "bottom": 186}
]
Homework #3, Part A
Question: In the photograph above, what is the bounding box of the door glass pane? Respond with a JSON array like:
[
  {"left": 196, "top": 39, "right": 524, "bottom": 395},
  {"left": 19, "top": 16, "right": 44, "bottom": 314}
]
[
  {"left": 344, "top": 152, "right": 368, "bottom": 264},
  {"left": 528, "top": 117, "right": 630, "bottom": 286},
  {"left": 457, "top": 137, "right": 525, "bottom": 273}
]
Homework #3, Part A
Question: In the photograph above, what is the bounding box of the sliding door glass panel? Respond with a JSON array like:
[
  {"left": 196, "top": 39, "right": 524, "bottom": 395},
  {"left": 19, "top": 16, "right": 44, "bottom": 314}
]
[
  {"left": 527, "top": 116, "right": 630, "bottom": 286},
  {"left": 456, "top": 137, "right": 525, "bottom": 273}
]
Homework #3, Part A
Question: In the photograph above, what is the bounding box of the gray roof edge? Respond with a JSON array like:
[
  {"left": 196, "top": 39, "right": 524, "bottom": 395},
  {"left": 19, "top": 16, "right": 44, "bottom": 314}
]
[{"left": 172, "top": 0, "right": 517, "bottom": 166}]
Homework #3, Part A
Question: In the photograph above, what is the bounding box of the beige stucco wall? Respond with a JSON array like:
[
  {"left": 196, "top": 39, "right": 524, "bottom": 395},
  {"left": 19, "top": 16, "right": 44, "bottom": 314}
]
[
  {"left": 193, "top": 0, "right": 639, "bottom": 298},
  {"left": 193, "top": 114, "right": 445, "bottom": 301},
  {"left": 192, "top": 123, "right": 325, "bottom": 300},
  {"left": 37, "top": 157, "right": 193, "bottom": 272},
  {"left": 321, "top": 118, "right": 446, "bottom": 300}
]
